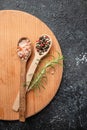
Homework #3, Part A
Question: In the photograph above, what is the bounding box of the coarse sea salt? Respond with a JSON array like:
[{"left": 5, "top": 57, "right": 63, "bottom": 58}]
[
  {"left": 17, "top": 38, "right": 31, "bottom": 61},
  {"left": 75, "top": 52, "right": 87, "bottom": 66}
]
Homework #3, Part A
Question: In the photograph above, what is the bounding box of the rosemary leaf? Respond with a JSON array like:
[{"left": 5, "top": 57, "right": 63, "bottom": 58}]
[{"left": 28, "top": 53, "right": 64, "bottom": 91}]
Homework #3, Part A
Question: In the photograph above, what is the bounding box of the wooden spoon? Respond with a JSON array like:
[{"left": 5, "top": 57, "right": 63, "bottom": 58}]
[
  {"left": 26, "top": 34, "right": 52, "bottom": 92},
  {"left": 12, "top": 34, "right": 52, "bottom": 113},
  {"left": 16, "top": 37, "right": 31, "bottom": 122}
]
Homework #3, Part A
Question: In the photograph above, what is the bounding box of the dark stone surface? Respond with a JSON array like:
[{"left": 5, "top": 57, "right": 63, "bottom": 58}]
[{"left": 0, "top": 0, "right": 87, "bottom": 130}]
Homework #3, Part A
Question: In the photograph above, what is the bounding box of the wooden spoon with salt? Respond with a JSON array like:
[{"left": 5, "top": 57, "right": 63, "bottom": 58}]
[
  {"left": 15, "top": 37, "right": 31, "bottom": 122},
  {"left": 12, "top": 34, "right": 52, "bottom": 116}
]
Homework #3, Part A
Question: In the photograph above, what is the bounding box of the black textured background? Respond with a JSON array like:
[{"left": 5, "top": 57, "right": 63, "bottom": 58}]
[{"left": 0, "top": 0, "right": 87, "bottom": 130}]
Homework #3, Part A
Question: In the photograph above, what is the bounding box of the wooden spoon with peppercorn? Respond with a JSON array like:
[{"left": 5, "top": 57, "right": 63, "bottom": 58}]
[
  {"left": 12, "top": 34, "right": 52, "bottom": 113},
  {"left": 26, "top": 34, "right": 52, "bottom": 91}
]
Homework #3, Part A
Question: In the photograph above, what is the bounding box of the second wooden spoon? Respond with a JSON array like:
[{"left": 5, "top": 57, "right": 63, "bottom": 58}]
[{"left": 17, "top": 37, "right": 31, "bottom": 122}]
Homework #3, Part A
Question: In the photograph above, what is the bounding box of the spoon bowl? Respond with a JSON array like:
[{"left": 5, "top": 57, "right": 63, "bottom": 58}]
[{"left": 35, "top": 34, "right": 52, "bottom": 59}]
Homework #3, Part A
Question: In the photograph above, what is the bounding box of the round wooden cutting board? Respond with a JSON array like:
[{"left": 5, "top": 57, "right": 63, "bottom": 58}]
[{"left": 0, "top": 10, "right": 63, "bottom": 120}]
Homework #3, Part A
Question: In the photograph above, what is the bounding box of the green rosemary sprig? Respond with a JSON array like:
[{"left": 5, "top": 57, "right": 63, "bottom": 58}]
[{"left": 28, "top": 53, "right": 64, "bottom": 92}]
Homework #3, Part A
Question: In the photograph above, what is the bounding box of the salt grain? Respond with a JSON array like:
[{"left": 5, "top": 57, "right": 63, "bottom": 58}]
[{"left": 75, "top": 52, "right": 87, "bottom": 66}]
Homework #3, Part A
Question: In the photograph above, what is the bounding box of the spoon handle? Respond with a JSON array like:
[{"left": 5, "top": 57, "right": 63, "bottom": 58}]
[
  {"left": 12, "top": 55, "right": 40, "bottom": 112},
  {"left": 19, "top": 61, "right": 26, "bottom": 122},
  {"left": 12, "top": 92, "right": 20, "bottom": 111},
  {"left": 26, "top": 55, "right": 40, "bottom": 91}
]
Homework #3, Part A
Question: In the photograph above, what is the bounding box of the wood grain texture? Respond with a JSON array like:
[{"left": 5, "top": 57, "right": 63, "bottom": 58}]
[
  {"left": 0, "top": 10, "right": 63, "bottom": 120},
  {"left": 19, "top": 61, "right": 26, "bottom": 122}
]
